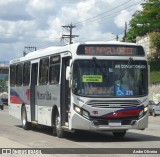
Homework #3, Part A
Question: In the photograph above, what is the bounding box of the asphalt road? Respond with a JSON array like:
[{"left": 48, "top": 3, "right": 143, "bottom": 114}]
[{"left": 0, "top": 106, "right": 160, "bottom": 157}]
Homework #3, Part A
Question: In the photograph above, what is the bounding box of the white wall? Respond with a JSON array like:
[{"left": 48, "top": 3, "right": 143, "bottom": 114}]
[{"left": 136, "top": 35, "right": 150, "bottom": 56}]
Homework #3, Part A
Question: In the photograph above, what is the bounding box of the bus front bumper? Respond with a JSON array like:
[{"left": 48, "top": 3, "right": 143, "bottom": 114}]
[{"left": 71, "top": 111, "right": 148, "bottom": 131}]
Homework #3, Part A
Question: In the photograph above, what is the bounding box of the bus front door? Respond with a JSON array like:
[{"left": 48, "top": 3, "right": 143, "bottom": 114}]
[
  {"left": 61, "top": 57, "right": 71, "bottom": 126},
  {"left": 30, "top": 63, "right": 38, "bottom": 121}
]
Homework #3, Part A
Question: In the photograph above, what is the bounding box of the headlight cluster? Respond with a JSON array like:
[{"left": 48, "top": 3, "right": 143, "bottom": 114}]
[
  {"left": 74, "top": 104, "right": 90, "bottom": 119},
  {"left": 139, "top": 106, "right": 148, "bottom": 118},
  {"left": 144, "top": 106, "right": 148, "bottom": 112}
]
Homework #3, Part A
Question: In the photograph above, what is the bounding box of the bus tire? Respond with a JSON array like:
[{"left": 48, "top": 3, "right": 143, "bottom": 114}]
[
  {"left": 21, "top": 106, "right": 31, "bottom": 130},
  {"left": 112, "top": 131, "right": 126, "bottom": 138},
  {"left": 53, "top": 110, "right": 66, "bottom": 138}
]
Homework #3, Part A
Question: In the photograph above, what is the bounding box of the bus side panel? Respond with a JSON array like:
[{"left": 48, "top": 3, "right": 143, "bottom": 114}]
[
  {"left": 36, "top": 84, "right": 60, "bottom": 126},
  {"left": 37, "top": 106, "right": 53, "bottom": 126},
  {"left": 9, "top": 86, "right": 23, "bottom": 120},
  {"left": 9, "top": 103, "right": 22, "bottom": 120},
  {"left": 36, "top": 85, "right": 46, "bottom": 125},
  {"left": 9, "top": 86, "right": 31, "bottom": 121}
]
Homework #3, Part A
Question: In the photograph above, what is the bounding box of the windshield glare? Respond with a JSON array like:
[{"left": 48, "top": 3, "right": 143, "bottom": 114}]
[{"left": 72, "top": 60, "right": 148, "bottom": 97}]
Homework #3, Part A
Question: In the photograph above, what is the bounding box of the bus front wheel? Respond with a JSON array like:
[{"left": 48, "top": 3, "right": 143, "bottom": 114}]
[
  {"left": 53, "top": 111, "right": 66, "bottom": 138},
  {"left": 21, "top": 106, "right": 31, "bottom": 130}
]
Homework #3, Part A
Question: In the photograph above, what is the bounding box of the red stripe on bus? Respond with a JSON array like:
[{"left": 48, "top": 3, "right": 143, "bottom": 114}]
[
  {"left": 10, "top": 96, "right": 23, "bottom": 104},
  {"left": 102, "top": 108, "right": 141, "bottom": 119}
]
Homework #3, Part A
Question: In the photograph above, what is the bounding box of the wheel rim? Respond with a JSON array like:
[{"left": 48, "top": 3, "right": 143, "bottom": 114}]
[
  {"left": 55, "top": 113, "right": 60, "bottom": 130},
  {"left": 22, "top": 109, "right": 26, "bottom": 127}
]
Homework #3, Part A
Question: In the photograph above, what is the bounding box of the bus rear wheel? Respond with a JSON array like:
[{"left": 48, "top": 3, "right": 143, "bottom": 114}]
[
  {"left": 21, "top": 106, "right": 31, "bottom": 130},
  {"left": 112, "top": 131, "right": 126, "bottom": 138},
  {"left": 53, "top": 111, "right": 66, "bottom": 138}
]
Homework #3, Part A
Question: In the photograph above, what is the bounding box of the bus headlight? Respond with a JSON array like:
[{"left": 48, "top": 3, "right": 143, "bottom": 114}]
[
  {"left": 74, "top": 105, "right": 81, "bottom": 113},
  {"left": 139, "top": 106, "right": 148, "bottom": 118},
  {"left": 144, "top": 106, "right": 148, "bottom": 112},
  {"left": 74, "top": 104, "right": 90, "bottom": 119}
]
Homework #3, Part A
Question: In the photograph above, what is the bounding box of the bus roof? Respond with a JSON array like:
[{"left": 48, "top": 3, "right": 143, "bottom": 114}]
[
  {"left": 83, "top": 41, "right": 139, "bottom": 46},
  {"left": 10, "top": 41, "right": 143, "bottom": 64}
]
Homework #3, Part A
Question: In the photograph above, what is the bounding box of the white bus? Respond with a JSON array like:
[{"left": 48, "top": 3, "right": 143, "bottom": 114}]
[{"left": 9, "top": 41, "right": 149, "bottom": 138}]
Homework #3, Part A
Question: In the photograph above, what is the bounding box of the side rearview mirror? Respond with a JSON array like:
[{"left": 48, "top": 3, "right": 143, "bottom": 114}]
[{"left": 66, "top": 66, "right": 71, "bottom": 81}]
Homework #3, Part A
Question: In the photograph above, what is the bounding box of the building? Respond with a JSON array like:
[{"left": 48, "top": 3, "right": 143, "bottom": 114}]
[{"left": 136, "top": 34, "right": 157, "bottom": 59}]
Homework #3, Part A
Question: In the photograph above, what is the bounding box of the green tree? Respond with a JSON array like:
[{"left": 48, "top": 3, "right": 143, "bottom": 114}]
[
  {"left": 0, "top": 80, "right": 8, "bottom": 93},
  {"left": 150, "top": 32, "right": 160, "bottom": 59},
  {"left": 126, "top": 0, "right": 160, "bottom": 42}
]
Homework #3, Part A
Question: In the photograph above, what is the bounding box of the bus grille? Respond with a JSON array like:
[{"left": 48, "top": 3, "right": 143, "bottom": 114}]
[
  {"left": 87, "top": 100, "right": 140, "bottom": 108},
  {"left": 92, "top": 118, "right": 137, "bottom": 126}
]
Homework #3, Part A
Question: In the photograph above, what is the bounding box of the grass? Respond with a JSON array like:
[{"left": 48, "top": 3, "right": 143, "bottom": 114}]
[
  {"left": 150, "top": 71, "right": 160, "bottom": 84},
  {"left": 149, "top": 61, "right": 160, "bottom": 84}
]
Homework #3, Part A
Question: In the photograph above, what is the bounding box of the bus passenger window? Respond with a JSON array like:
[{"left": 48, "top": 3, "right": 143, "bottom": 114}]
[
  {"left": 39, "top": 58, "right": 49, "bottom": 84},
  {"left": 23, "top": 62, "right": 30, "bottom": 86},
  {"left": 49, "top": 65, "right": 60, "bottom": 84},
  {"left": 16, "top": 64, "right": 23, "bottom": 86},
  {"left": 49, "top": 55, "right": 60, "bottom": 84},
  {"left": 10, "top": 65, "right": 16, "bottom": 86}
]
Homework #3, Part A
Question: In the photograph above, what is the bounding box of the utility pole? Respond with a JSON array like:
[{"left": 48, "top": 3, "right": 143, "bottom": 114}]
[
  {"left": 112, "top": 33, "right": 119, "bottom": 41},
  {"left": 123, "top": 22, "right": 127, "bottom": 42},
  {"left": 23, "top": 46, "right": 37, "bottom": 56},
  {"left": 62, "top": 24, "right": 79, "bottom": 44},
  {"left": 116, "top": 35, "right": 119, "bottom": 41}
]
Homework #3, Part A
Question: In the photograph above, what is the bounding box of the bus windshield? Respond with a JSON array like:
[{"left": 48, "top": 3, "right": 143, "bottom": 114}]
[{"left": 72, "top": 60, "right": 148, "bottom": 97}]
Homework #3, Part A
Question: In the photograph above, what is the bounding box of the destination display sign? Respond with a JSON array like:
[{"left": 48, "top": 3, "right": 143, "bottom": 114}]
[{"left": 77, "top": 45, "right": 144, "bottom": 56}]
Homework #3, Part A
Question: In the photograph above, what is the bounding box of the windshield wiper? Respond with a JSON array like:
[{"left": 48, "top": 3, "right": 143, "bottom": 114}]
[
  {"left": 92, "top": 57, "right": 107, "bottom": 77},
  {"left": 119, "top": 57, "right": 133, "bottom": 80}
]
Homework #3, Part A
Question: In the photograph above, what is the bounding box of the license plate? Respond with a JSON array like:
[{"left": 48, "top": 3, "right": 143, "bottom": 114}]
[{"left": 109, "top": 121, "right": 121, "bottom": 127}]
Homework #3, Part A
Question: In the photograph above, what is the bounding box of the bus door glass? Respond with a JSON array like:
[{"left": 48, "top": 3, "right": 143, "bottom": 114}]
[
  {"left": 30, "top": 63, "right": 38, "bottom": 121},
  {"left": 61, "top": 56, "right": 71, "bottom": 125}
]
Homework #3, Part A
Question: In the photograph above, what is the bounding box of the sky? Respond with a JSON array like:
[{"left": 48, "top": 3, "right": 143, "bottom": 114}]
[{"left": 0, "top": 0, "right": 143, "bottom": 62}]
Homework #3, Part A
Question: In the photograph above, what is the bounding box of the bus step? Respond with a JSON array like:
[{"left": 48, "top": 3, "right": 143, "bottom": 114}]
[
  {"left": 61, "top": 126, "right": 74, "bottom": 133},
  {"left": 31, "top": 121, "right": 38, "bottom": 125},
  {"left": 65, "top": 122, "right": 68, "bottom": 126}
]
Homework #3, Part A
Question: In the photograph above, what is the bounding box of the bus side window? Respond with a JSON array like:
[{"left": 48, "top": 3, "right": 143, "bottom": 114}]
[
  {"left": 23, "top": 62, "right": 30, "bottom": 86},
  {"left": 16, "top": 63, "right": 23, "bottom": 86},
  {"left": 39, "top": 58, "right": 49, "bottom": 84},
  {"left": 10, "top": 65, "right": 16, "bottom": 86},
  {"left": 49, "top": 65, "right": 60, "bottom": 84},
  {"left": 49, "top": 55, "right": 60, "bottom": 84}
]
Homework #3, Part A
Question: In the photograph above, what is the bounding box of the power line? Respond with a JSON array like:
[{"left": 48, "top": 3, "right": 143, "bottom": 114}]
[
  {"left": 74, "top": 0, "right": 143, "bottom": 27},
  {"left": 74, "top": 29, "right": 125, "bottom": 43},
  {"left": 123, "top": 22, "right": 128, "bottom": 42},
  {"left": 73, "top": 0, "right": 131, "bottom": 25}
]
